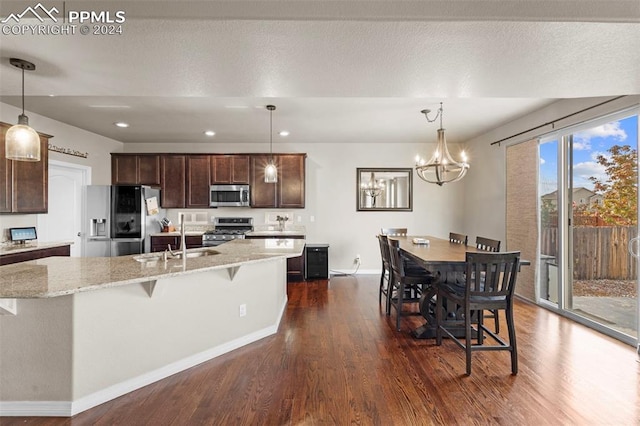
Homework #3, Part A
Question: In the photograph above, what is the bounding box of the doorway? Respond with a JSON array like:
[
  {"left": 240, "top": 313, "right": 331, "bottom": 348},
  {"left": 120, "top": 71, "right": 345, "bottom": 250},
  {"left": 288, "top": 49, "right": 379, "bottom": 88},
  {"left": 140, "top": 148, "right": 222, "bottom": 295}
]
[
  {"left": 538, "top": 110, "right": 639, "bottom": 345},
  {"left": 37, "top": 160, "right": 91, "bottom": 257}
]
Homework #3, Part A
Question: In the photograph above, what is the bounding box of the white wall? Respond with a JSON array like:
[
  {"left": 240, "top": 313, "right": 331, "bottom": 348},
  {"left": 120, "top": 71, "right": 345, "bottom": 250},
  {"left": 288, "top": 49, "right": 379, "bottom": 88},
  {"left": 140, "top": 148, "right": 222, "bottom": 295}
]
[
  {"left": 461, "top": 95, "right": 640, "bottom": 245},
  {"left": 0, "top": 102, "right": 123, "bottom": 239},
  {"left": 127, "top": 141, "right": 466, "bottom": 272}
]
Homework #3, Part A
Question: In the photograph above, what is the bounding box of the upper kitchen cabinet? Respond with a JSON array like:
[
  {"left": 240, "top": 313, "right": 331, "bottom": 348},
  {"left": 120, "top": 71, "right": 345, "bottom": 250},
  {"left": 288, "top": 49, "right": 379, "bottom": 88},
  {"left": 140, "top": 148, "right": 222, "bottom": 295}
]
[
  {"left": 211, "top": 155, "right": 250, "bottom": 184},
  {"left": 279, "top": 154, "right": 306, "bottom": 208},
  {"left": 250, "top": 154, "right": 306, "bottom": 208},
  {"left": 111, "top": 154, "right": 161, "bottom": 186},
  {"left": 186, "top": 155, "right": 211, "bottom": 208},
  {"left": 0, "top": 122, "right": 50, "bottom": 214},
  {"left": 160, "top": 155, "right": 186, "bottom": 208}
]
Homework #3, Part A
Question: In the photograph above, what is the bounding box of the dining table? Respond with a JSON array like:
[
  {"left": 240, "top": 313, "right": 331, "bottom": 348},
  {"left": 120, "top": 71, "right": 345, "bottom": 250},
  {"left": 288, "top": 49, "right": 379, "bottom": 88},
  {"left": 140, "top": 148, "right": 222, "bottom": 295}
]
[{"left": 388, "top": 235, "right": 528, "bottom": 339}]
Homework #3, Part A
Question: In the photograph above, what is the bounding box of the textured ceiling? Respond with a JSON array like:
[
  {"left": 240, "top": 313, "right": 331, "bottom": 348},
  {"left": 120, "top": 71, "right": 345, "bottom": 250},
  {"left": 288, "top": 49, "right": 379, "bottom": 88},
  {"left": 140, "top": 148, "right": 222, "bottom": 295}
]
[{"left": 0, "top": 1, "right": 638, "bottom": 144}]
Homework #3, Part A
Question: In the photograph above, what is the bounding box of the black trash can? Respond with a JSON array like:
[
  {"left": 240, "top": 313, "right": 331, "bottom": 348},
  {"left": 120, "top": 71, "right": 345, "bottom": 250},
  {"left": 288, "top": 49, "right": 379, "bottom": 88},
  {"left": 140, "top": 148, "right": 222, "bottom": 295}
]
[{"left": 305, "top": 244, "right": 329, "bottom": 280}]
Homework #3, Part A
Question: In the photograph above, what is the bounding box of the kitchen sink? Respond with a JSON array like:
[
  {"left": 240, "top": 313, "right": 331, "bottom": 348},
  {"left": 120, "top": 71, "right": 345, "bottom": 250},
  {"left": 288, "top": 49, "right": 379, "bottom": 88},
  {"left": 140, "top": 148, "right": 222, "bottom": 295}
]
[
  {"left": 173, "top": 249, "right": 220, "bottom": 259},
  {"left": 133, "top": 248, "right": 219, "bottom": 262}
]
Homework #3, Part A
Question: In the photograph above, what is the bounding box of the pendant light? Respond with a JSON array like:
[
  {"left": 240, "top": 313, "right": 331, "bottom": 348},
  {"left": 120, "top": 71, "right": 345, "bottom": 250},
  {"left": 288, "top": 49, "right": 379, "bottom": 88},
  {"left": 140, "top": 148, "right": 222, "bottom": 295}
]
[
  {"left": 5, "top": 58, "right": 40, "bottom": 162},
  {"left": 264, "top": 105, "right": 277, "bottom": 183},
  {"left": 414, "top": 102, "right": 468, "bottom": 186}
]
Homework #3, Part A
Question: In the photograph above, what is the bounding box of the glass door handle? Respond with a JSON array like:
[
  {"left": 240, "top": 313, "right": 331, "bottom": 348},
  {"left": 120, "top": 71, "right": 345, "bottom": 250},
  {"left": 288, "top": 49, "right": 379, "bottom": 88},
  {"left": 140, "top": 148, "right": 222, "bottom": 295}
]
[{"left": 628, "top": 237, "right": 640, "bottom": 258}]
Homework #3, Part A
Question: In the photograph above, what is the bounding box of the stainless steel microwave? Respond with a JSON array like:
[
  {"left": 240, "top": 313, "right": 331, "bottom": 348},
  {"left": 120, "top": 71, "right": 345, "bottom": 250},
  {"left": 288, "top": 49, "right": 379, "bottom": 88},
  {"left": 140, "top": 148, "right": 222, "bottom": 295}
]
[{"left": 210, "top": 184, "right": 250, "bottom": 207}]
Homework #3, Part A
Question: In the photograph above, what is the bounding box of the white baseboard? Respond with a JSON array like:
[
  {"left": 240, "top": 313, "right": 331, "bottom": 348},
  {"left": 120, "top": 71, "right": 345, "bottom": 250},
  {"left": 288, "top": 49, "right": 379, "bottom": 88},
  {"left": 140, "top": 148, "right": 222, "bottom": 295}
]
[
  {"left": 330, "top": 269, "right": 380, "bottom": 275},
  {"left": 0, "top": 298, "right": 288, "bottom": 418}
]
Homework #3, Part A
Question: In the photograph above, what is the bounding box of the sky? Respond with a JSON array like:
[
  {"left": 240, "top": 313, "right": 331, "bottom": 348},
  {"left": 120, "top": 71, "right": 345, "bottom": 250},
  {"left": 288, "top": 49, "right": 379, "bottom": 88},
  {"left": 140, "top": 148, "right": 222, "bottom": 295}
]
[{"left": 539, "top": 113, "right": 639, "bottom": 196}]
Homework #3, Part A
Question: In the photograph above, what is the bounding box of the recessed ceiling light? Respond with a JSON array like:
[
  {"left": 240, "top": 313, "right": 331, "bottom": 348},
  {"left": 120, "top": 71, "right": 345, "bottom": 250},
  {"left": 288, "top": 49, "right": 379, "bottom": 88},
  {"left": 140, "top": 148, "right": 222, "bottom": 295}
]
[
  {"left": 279, "top": 131, "right": 290, "bottom": 137},
  {"left": 114, "top": 122, "right": 129, "bottom": 128},
  {"left": 204, "top": 130, "right": 216, "bottom": 137}
]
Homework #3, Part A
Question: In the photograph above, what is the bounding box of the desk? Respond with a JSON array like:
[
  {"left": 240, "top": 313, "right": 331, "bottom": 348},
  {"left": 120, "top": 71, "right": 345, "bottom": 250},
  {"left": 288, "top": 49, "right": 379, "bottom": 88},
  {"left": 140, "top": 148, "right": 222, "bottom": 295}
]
[{"left": 390, "top": 236, "right": 527, "bottom": 339}]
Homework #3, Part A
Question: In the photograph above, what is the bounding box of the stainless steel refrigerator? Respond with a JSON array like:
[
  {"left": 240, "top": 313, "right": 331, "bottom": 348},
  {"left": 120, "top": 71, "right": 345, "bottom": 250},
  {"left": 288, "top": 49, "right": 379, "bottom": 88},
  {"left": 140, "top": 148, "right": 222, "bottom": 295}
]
[{"left": 83, "top": 185, "right": 164, "bottom": 257}]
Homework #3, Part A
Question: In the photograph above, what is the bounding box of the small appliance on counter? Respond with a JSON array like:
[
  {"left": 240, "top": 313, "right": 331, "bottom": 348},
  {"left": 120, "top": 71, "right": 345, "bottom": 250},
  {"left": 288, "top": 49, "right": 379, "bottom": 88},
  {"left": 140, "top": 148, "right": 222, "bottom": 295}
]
[
  {"left": 8, "top": 227, "right": 38, "bottom": 244},
  {"left": 83, "top": 185, "right": 165, "bottom": 257},
  {"left": 202, "top": 217, "right": 254, "bottom": 247}
]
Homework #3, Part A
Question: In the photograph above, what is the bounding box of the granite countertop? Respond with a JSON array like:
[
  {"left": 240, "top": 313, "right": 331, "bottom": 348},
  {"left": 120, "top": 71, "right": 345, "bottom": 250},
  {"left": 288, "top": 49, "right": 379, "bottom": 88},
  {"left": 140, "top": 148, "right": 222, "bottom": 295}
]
[
  {"left": 0, "top": 241, "right": 73, "bottom": 256},
  {"left": 0, "top": 238, "right": 305, "bottom": 299},
  {"left": 246, "top": 225, "right": 306, "bottom": 238}
]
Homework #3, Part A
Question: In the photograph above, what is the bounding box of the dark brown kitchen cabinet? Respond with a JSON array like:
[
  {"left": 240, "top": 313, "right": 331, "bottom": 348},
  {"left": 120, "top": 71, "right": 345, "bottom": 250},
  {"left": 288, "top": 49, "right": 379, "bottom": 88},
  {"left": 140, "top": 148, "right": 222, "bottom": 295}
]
[
  {"left": 160, "top": 155, "right": 186, "bottom": 208},
  {"left": 150, "top": 235, "right": 202, "bottom": 252},
  {"left": 250, "top": 155, "right": 277, "bottom": 207},
  {"left": 279, "top": 154, "right": 306, "bottom": 208},
  {"left": 250, "top": 154, "right": 306, "bottom": 208},
  {"left": 0, "top": 244, "right": 70, "bottom": 266},
  {"left": 186, "top": 155, "right": 211, "bottom": 208},
  {"left": 0, "top": 122, "right": 50, "bottom": 214},
  {"left": 211, "top": 155, "right": 250, "bottom": 184},
  {"left": 111, "top": 154, "right": 161, "bottom": 186}
]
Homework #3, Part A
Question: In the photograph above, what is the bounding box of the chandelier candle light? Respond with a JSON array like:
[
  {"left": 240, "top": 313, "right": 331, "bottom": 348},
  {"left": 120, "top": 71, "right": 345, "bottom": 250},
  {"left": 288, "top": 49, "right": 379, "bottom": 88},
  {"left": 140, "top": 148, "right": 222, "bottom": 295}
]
[
  {"left": 264, "top": 105, "right": 278, "bottom": 183},
  {"left": 361, "top": 172, "right": 385, "bottom": 207},
  {"left": 414, "top": 102, "right": 468, "bottom": 186},
  {"left": 5, "top": 58, "right": 40, "bottom": 162}
]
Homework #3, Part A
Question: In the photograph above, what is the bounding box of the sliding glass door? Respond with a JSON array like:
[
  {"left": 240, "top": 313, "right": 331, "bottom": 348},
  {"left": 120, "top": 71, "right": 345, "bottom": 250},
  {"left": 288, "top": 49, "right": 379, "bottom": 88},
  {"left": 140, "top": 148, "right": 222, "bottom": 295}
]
[{"left": 538, "top": 109, "right": 639, "bottom": 345}]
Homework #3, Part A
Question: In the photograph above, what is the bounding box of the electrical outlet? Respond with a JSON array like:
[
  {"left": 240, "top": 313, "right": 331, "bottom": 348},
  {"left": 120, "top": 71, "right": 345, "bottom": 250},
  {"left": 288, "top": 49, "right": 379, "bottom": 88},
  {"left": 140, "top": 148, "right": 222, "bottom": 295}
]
[
  {"left": 239, "top": 304, "right": 247, "bottom": 317},
  {"left": 354, "top": 254, "right": 361, "bottom": 264}
]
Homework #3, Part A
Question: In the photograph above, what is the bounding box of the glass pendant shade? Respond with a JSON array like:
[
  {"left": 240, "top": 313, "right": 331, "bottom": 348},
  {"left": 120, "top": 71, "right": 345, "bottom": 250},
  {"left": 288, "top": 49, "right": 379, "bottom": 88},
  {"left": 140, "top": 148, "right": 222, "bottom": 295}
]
[
  {"left": 5, "top": 114, "right": 40, "bottom": 161},
  {"left": 414, "top": 103, "right": 469, "bottom": 186},
  {"left": 265, "top": 161, "right": 278, "bottom": 183},
  {"left": 264, "top": 105, "right": 278, "bottom": 183},
  {"left": 6, "top": 58, "right": 40, "bottom": 162}
]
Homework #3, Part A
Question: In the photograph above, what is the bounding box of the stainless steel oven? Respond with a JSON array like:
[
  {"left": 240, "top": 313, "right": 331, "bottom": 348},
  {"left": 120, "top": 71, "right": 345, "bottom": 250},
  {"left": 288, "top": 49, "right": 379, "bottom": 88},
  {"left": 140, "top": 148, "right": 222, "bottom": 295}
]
[{"left": 202, "top": 217, "right": 253, "bottom": 247}]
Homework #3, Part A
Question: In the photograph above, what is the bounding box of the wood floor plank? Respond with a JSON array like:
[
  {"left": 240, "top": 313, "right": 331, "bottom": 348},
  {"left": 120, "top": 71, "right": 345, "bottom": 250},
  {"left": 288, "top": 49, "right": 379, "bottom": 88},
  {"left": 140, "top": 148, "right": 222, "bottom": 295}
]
[{"left": 2, "top": 275, "right": 639, "bottom": 425}]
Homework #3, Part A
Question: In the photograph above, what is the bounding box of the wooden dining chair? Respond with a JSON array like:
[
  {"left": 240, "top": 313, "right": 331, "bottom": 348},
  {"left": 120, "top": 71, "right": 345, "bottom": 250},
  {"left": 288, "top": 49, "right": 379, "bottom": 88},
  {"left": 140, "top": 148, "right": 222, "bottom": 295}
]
[
  {"left": 476, "top": 236, "right": 500, "bottom": 252},
  {"left": 436, "top": 251, "right": 521, "bottom": 375},
  {"left": 387, "top": 238, "right": 433, "bottom": 331},
  {"left": 380, "top": 228, "right": 407, "bottom": 236},
  {"left": 449, "top": 232, "right": 468, "bottom": 246},
  {"left": 475, "top": 236, "right": 501, "bottom": 332},
  {"left": 377, "top": 234, "right": 393, "bottom": 314}
]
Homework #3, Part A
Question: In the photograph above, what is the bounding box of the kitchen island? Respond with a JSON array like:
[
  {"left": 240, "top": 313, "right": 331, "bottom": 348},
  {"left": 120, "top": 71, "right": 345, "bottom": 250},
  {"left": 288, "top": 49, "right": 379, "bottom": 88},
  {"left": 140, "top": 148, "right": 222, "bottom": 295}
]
[{"left": 0, "top": 239, "right": 304, "bottom": 417}]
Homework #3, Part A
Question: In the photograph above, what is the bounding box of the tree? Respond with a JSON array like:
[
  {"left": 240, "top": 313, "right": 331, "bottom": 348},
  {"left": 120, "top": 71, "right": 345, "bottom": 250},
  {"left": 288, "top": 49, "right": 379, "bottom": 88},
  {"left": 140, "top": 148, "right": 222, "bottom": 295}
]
[{"left": 589, "top": 144, "right": 638, "bottom": 225}]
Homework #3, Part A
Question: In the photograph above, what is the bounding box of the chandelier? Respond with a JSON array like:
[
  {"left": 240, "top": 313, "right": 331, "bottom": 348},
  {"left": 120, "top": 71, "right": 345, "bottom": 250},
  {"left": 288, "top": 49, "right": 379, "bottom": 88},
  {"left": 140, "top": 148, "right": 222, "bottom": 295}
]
[
  {"left": 361, "top": 172, "right": 385, "bottom": 206},
  {"left": 414, "top": 102, "right": 469, "bottom": 186}
]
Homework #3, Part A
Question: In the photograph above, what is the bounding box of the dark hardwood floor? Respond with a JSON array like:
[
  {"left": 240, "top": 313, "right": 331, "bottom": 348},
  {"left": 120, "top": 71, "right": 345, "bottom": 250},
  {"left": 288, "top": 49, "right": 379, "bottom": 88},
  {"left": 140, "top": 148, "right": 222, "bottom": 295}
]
[{"left": 3, "top": 275, "right": 639, "bottom": 425}]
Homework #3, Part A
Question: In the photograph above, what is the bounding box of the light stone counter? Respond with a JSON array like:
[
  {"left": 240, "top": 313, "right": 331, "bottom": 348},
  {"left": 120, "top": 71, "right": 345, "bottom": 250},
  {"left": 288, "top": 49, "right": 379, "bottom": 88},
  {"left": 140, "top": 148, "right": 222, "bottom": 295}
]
[
  {"left": 0, "top": 241, "right": 73, "bottom": 256},
  {"left": 0, "top": 238, "right": 305, "bottom": 299}
]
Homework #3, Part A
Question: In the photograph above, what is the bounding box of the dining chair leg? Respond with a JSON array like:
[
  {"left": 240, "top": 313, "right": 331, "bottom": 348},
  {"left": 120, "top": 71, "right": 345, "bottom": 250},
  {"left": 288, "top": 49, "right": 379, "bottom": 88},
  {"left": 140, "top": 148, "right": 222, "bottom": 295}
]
[
  {"left": 465, "top": 305, "right": 472, "bottom": 376},
  {"left": 477, "top": 310, "right": 484, "bottom": 346},
  {"left": 494, "top": 310, "right": 500, "bottom": 334},
  {"left": 379, "top": 264, "right": 385, "bottom": 306},
  {"left": 396, "top": 282, "right": 404, "bottom": 331},
  {"left": 506, "top": 303, "right": 518, "bottom": 375}
]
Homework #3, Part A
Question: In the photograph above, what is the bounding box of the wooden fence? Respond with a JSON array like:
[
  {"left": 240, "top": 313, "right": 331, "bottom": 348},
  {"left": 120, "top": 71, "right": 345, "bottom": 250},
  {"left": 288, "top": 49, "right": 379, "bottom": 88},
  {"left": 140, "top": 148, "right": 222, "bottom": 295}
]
[{"left": 541, "top": 226, "right": 637, "bottom": 280}]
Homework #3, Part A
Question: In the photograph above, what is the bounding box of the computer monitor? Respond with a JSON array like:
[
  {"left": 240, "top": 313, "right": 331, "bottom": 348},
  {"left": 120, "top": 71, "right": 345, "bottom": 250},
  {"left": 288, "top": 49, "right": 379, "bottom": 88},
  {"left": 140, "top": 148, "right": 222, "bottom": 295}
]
[{"left": 9, "top": 227, "right": 37, "bottom": 243}]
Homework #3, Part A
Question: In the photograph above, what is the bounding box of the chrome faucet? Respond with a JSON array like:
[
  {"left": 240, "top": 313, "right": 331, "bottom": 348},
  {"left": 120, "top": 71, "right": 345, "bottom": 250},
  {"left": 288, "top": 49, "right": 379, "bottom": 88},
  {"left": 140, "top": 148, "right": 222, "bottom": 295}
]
[{"left": 179, "top": 213, "right": 187, "bottom": 259}]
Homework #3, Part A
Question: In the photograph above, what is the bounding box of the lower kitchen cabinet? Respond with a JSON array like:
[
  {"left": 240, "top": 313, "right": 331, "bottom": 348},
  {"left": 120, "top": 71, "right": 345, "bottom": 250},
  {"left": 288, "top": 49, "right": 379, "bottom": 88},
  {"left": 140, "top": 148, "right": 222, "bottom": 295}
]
[
  {"left": 150, "top": 235, "right": 202, "bottom": 252},
  {"left": 0, "top": 244, "right": 70, "bottom": 266}
]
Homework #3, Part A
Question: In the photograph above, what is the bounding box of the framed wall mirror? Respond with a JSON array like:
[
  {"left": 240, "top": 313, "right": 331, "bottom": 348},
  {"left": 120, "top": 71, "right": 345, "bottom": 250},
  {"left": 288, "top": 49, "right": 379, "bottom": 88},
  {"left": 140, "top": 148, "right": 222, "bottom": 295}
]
[{"left": 357, "top": 168, "right": 413, "bottom": 211}]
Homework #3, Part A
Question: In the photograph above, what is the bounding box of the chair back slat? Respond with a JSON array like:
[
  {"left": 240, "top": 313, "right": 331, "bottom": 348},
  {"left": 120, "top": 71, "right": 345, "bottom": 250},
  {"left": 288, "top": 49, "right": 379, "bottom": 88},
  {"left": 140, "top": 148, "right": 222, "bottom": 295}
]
[
  {"left": 465, "top": 251, "right": 520, "bottom": 300},
  {"left": 476, "top": 236, "right": 501, "bottom": 252},
  {"left": 449, "top": 232, "right": 468, "bottom": 245},
  {"left": 378, "top": 234, "right": 392, "bottom": 268},
  {"left": 381, "top": 228, "right": 408, "bottom": 236},
  {"left": 387, "top": 237, "right": 406, "bottom": 277}
]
